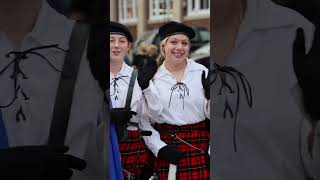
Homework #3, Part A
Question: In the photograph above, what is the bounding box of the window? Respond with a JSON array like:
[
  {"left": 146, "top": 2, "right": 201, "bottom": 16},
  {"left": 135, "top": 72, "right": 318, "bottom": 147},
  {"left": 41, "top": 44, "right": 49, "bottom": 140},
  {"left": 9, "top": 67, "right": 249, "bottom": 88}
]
[
  {"left": 149, "top": 0, "right": 173, "bottom": 20},
  {"left": 119, "top": 0, "right": 137, "bottom": 23},
  {"left": 187, "top": 0, "right": 210, "bottom": 16}
]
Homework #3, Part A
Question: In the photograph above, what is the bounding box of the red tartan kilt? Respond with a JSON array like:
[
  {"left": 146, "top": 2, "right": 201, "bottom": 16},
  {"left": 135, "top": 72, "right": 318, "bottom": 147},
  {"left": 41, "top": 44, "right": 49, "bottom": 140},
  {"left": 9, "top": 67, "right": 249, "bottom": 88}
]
[
  {"left": 119, "top": 129, "right": 151, "bottom": 178},
  {"left": 153, "top": 120, "right": 210, "bottom": 180}
]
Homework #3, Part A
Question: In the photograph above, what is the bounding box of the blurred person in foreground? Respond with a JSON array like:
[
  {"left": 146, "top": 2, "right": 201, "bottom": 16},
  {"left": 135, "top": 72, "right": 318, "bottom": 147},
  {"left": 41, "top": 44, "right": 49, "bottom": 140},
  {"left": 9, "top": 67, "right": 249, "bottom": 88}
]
[
  {"left": 0, "top": 0, "right": 107, "bottom": 179},
  {"left": 211, "top": 0, "right": 320, "bottom": 179}
]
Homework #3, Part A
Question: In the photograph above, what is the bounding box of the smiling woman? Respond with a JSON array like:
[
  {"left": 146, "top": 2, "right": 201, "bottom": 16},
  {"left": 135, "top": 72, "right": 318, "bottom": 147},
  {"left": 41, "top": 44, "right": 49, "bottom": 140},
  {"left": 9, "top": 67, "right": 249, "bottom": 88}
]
[
  {"left": 139, "top": 21, "right": 211, "bottom": 180},
  {"left": 110, "top": 34, "right": 131, "bottom": 67},
  {"left": 109, "top": 21, "right": 157, "bottom": 179}
]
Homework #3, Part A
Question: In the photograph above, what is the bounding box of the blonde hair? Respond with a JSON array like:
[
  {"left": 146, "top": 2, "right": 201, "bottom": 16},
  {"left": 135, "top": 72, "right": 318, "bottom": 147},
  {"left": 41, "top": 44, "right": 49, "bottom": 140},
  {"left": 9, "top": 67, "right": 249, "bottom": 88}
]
[{"left": 156, "top": 37, "right": 169, "bottom": 66}]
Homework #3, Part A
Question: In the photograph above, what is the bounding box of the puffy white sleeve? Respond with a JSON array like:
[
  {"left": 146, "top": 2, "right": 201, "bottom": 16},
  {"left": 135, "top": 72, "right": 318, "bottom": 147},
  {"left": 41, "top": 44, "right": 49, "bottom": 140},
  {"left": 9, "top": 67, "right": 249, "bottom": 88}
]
[
  {"left": 138, "top": 96, "right": 167, "bottom": 157},
  {"left": 141, "top": 80, "right": 163, "bottom": 119}
]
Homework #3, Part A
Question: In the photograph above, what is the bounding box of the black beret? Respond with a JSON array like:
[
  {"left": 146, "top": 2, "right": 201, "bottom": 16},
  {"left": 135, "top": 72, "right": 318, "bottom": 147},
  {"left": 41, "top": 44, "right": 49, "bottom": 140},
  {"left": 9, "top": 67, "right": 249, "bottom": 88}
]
[
  {"left": 109, "top": 21, "right": 133, "bottom": 42},
  {"left": 158, "top": 21, "right": 195, "bottom": 41}
]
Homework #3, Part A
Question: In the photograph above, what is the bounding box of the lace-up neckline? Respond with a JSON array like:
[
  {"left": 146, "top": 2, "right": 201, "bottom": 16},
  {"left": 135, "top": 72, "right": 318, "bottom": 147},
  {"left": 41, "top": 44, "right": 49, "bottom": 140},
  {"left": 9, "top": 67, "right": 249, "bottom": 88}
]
[
  {"left": 168, "top": 81, "right": 190, "bottom": 110},
  {"left": 110, "top": 75, "right": 129, "bottom": 101},
  {"left": 0, "top": 44, "right": 67, "bottom": 122}
]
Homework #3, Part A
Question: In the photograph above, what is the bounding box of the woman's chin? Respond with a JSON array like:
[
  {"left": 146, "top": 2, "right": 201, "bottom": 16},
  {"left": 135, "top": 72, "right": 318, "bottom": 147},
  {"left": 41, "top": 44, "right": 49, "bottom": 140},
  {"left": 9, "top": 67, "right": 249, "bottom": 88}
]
[{"left": 110, "top": 56, "right": 124, "bottom": 62}]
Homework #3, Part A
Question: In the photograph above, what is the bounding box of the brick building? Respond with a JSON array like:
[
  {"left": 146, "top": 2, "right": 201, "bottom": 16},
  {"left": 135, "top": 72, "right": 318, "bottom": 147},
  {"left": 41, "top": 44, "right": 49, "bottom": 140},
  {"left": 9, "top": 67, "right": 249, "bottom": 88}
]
[{"left": 110, "top": 0, "right": 210, "bottom": 41}]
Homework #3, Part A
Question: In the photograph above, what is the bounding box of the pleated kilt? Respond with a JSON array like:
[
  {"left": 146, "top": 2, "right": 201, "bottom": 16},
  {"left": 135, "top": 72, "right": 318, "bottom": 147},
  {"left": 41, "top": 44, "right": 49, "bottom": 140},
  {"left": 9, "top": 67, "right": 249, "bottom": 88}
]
[
  {"left": 119, "top": 129, "right": 152, "bottom": 179},
  {"left": 153, "top": 120, "right": 210, "bottom": 180}
]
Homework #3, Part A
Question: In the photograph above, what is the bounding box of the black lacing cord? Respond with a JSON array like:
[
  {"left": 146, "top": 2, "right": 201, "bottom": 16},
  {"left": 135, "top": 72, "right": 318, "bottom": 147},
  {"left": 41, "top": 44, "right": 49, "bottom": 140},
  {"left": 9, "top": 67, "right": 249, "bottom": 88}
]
[
  {"left": 213, "top": 63, "right": 253, "bottom": 152},
  {"left": 0, "top": 44, "right": 67, "bottom": 122},
  {"left": 4, "top": 44, "right": 67, "bottom": 74},
  {"left": 109, "top": 75, "right": 129, "bottom": 101},
  {"left": 16, "top": 106, "right": 26, "bottom": 122},
  {"left": 168, "top": 82, "right": 190, "bottom": 110}
]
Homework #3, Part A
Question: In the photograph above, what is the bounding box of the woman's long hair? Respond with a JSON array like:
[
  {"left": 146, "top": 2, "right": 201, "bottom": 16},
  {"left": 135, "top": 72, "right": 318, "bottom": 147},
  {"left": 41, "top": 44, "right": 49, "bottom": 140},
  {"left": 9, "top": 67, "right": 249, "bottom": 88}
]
[{"left": 156, "top": 37, "right": 168, "bottom": 67}]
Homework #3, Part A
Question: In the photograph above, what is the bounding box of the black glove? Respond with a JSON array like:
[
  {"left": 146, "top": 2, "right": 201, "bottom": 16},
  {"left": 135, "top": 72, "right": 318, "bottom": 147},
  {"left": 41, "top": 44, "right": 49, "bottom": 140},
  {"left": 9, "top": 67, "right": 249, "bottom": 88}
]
[
  {"left": 293, "top": 27, "right": 320, "bottom": 122},
  {"left": 202, "top": 70, "right": 211, "bottom": 99},
  {"left": 157, "top": 145, "right": 184, "bottom": 165},
  {"left": 110, "top": 108, "right": 137, "bottom": 141},
  {"left": 132, "top": 54, "right": 147, "bottom": 69},
  {"left": 110, "top": 108, "right": 137, "bottom": 123},
  {"left": 138, "top": 163, "right": 154, "bottom": 180},
  {"left": 137, "top": 55, "right": 158, "bottom": 90},
  {"left": 0, "top": 145, "right": 86, "bottom": 180}
]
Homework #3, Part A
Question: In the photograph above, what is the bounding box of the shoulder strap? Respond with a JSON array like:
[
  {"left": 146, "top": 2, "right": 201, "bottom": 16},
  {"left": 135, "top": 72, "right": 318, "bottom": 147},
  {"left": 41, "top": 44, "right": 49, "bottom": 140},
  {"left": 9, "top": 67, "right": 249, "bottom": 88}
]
[
  {"left": 125, "top": 68, "right": 138, "bottom": 109},
  {"left": 48, "top": 21, "right": 90, "bottom": 145}
]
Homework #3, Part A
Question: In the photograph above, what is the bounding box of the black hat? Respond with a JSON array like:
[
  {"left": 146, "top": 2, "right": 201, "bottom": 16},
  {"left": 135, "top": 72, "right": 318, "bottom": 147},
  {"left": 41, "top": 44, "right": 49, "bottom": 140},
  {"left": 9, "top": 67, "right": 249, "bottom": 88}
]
[
  {"left": 158, "top": 21, "right": 195, "bottom": 41},
  {"left": 109, "top": 21, "right": 133, "bottom": 42}
]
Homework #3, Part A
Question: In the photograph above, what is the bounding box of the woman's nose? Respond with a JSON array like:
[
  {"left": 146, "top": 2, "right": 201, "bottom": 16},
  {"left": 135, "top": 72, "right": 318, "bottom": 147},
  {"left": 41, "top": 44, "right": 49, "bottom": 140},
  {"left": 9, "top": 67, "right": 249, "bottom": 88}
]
[{"left": 176, "top": 42, "right": 183, "bottom": 49}]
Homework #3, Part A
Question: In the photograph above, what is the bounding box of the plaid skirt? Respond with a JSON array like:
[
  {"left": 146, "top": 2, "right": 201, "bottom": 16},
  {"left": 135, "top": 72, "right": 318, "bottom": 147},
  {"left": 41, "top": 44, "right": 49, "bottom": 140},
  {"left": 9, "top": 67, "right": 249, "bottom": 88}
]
[
  {"left": 119, "top": 129, "right": 152, "bottom": 179},
  {"left": 153, "top": 120, "right": 210, "bottom": 180}
]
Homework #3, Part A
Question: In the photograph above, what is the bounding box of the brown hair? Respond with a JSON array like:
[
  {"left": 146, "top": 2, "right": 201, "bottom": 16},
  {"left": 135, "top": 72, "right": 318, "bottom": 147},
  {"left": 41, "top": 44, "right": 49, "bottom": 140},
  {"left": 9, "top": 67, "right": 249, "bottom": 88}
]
[{"left": 138, "top": 42, "right": 158, "bottom": 57}]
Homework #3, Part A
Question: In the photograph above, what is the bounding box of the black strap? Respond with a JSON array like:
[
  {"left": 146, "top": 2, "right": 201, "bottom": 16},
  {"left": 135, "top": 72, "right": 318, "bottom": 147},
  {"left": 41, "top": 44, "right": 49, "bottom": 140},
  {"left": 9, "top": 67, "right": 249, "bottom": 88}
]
[
  {"left": 125, "top": 68, "right": 138, "bottom": 109},
  {"left": 48, "top": 21, "right": 90, "bottom": 145},
  {"left": 119, "top": 68, "right": 139, "bottom": 141}
]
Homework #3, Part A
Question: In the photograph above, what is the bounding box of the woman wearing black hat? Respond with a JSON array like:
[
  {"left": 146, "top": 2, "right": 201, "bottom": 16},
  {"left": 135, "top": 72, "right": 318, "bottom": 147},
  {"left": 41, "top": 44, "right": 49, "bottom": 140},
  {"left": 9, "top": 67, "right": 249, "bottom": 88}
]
[
  {"left": 109, "top": 21, "right": 157, "bottom": 179},
  {"left": 139, "top": 21, "right": 210, "bottom": 180}
]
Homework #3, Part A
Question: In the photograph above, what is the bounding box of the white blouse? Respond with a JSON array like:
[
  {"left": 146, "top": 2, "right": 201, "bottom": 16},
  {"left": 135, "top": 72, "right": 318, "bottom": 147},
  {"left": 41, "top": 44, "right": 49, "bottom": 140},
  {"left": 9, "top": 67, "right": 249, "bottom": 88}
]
[
  {"left": 140, "top": 58, "right": 210, "bottom": 155},
  {"left": 110, "top": 62, "right": 142, "bottom": 125}
]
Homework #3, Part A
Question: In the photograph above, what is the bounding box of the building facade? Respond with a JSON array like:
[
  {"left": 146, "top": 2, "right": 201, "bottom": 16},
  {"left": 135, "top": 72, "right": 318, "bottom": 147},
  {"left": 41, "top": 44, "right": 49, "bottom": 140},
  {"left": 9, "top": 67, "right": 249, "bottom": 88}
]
[{"left": 110, "top": 0, "right": 210, "bottom": 41}]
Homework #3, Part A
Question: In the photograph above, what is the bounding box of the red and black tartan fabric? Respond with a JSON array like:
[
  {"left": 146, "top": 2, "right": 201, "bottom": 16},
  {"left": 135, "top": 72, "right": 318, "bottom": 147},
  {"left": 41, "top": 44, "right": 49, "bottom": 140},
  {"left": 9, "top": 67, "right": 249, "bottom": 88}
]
[
  {"left": 153, "top": 120, "right": 210, "bottom": 180},
  {"left": 119, "top": 129, "right": 151, "bottom": 179}
]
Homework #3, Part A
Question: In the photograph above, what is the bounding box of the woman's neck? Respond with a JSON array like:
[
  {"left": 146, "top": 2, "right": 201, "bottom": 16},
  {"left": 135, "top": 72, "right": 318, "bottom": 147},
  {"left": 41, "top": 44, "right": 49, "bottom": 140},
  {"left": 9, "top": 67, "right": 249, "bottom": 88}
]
[
  {"left": 164, "top": 59, "right": 187, "bottom": 73},
  {"left": 164, "top": 59, "right": 187, "bottom": 81}
]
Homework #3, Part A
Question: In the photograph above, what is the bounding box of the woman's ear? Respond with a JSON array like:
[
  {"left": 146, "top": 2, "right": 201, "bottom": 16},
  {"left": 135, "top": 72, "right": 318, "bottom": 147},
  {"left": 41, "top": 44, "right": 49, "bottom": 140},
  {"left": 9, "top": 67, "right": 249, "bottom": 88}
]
[
  {"left": 125, "top": 42, "right": 132, "bottom": 54},
  {"left": 188, "top": 46, "right": 191, "bottom": 57},
  {"left": 128, "top": 42, "right": 132, "bottom": 49}
]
